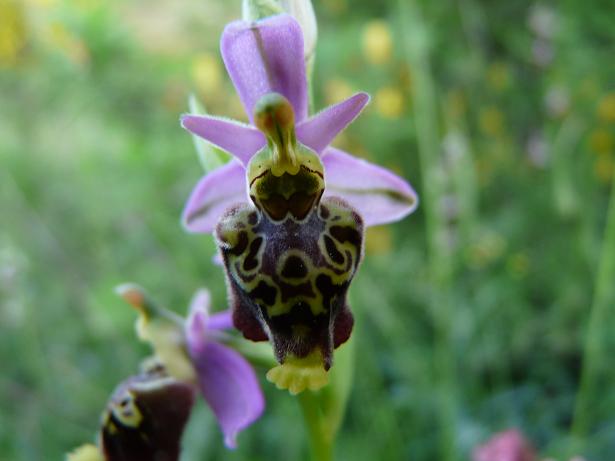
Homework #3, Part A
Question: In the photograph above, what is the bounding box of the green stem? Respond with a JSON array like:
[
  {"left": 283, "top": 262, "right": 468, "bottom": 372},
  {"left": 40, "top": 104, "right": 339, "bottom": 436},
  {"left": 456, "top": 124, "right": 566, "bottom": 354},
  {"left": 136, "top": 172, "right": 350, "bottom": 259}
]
[
  {"left": 296, "top": 10, "right": 335, "bottom": 459},
  {"left": 295, "top": 338, "right": 355, "bottom": 461},
  {"left": 571, "top": 170, "right": 615, "bottom": 448},
  {"left": 298, "top": 391, "right": 334, "bottom": 461}
]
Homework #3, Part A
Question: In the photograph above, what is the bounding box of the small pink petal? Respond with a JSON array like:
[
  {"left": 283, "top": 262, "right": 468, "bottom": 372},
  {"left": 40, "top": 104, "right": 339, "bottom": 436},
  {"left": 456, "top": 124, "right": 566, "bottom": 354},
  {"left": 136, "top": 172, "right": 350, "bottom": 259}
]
[
  {"left": 208, "top": 311, "right": 233, "bottom": 331},
  {"left": 186, "top": 289, "right": 211, "bottom": 344},
  {"left": 297, "top": 92, "right": 370, "bottom": 154},
  {"left": 188, "top": 341, "right": 265, "bottom": 449},
  {"left": 472, "top": 429, "right": 536, "bottom": 461},
  {"left": 182, "top": 160, "right": 248, "bottom": 234},
  {"left": 185, "top": 290, "right": 233, "bottom": 354}
]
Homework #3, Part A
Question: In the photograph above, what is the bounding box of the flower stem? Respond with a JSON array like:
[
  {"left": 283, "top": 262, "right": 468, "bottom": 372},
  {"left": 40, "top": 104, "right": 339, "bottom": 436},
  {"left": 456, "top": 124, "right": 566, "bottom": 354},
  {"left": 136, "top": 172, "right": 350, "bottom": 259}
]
[
  {"left": 297, "top": 390, "right": 334, "bottom": 461},
  {"left": 295, "top": 338, "right": 355, "bottom": 461}
]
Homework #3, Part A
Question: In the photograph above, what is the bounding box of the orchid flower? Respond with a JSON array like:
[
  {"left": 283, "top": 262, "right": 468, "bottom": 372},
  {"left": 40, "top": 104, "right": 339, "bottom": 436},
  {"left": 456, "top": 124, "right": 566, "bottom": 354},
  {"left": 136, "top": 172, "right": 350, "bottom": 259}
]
[
  {"left": 117, "top": 285, "right": 264, "bottom": 450},
  {"left": 67, "top": 286, "right": 264, "bottom": 460},
  {"left": 181, "top": 14, "right": 418, "bottom": 393}
]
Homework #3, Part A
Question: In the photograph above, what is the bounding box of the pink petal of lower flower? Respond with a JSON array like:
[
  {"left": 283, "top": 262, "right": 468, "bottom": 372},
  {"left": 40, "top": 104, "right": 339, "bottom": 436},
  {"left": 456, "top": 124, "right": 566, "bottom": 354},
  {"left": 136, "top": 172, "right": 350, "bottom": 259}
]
[
  {"left": 472, "top": 430, "right": 536, "bottom": 461},
  {"left": 297, "top": 93, "right": 370, "bottom": 153},
  {"left": 185, "top": 290, "right": 232, "bottom": 346},
  {"left": 186, "top": 289, "right": 210, "bottom": 343},
  {"left": 322, "top": 148, "right": 418, "bottom": 227},
  {"left": 182, "top": 160, "right": 248, "bottom": 234},
  {"left": 208, "top": 311, "right": 233, "bottom": 331},
  {"left": 181, "top": 114, "right": 265, "bottom": 165},
  {"left": 221, "top": 14, "right": 308, "bottom": 123},
  {"left": 188, "top": 340, "right": 265, "bottom": 449}
]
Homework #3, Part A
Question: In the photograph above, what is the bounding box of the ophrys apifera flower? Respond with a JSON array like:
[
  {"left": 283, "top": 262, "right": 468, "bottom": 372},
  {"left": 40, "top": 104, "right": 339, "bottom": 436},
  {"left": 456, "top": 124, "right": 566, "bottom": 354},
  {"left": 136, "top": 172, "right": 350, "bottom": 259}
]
[{"left": 181, "top": 14, "right": 418, "bottom": 393}]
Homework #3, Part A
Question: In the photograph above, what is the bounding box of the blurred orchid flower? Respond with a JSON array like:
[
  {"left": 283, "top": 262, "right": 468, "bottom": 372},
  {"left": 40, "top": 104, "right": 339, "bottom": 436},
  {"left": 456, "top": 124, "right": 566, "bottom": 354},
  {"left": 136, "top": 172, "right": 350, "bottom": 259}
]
[
  {"left": 472, "top": 429, "right": 536, "bottom": 461},
  {"left": 184, "top": 289, "right": 265, "bottom": 448},
  {"left": 67, "top": 366, "right": 195, "bottom": 461},
  {"left": 180, "top": 14, "right": 417, "bottom": 393},
  {"left": 117, "top": 284, "right": 265, "bottom": 449}
]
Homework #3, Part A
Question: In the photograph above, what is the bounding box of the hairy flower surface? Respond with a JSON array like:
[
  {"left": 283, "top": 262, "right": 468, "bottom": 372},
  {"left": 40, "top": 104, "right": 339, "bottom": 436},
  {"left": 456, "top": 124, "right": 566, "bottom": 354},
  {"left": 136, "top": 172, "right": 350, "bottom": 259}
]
[{"left": 181, "top": 14, "right": 417, "bottom": 391}]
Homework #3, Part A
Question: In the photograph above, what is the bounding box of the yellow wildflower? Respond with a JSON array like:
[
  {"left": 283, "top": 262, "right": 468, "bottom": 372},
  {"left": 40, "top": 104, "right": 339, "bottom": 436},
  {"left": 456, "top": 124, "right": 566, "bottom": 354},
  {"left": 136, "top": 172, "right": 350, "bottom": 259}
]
[
  {"left": 588, "top": 128, "right": 614, "bottom": 155},
  {"left": 191, "top": 52, "right": 223, "bottom": 97},
  {"left": 597, "top": 93, "right": 615, "bottom": 123},
  {"left": 0, "top": 0, "right": 27, "bottom": 67},
  {"left": 478, "top": 106, "right": 504, "bottom": 137},
  {"left": 594, "top": 153, "right": 614, "bottom": 184},
  {"left": 362, "top": 20, "right": 392, "bottom": 65},
  {"left": 324, "top": 78, "right": 355, "bottom": 106},
  {"left": 374, "top": 86, "right": 405, "bottom": 119}
]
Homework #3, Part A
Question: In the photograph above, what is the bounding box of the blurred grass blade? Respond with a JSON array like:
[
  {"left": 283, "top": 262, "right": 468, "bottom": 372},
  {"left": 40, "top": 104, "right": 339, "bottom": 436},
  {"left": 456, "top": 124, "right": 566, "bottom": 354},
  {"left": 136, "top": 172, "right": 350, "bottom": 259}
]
[
  {"left": 550, "top": 115, "right": 585, "bottom": 218},
  {"left": 398, "top": 1, "right": 459, "bottom": 460},
  {"left": 571, "top": 171, "right": 615, "bottom": 448}
]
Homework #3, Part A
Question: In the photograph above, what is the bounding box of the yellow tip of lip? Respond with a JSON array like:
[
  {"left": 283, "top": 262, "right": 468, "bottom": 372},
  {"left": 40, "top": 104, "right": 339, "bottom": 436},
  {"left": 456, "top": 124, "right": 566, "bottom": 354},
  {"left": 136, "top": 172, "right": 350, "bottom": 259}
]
[
  {"left": 266, "top": 351, "right": 329, "bottom": 395},
  {"left": 66, "top": 444, "right": 104, "bottom": 461}
]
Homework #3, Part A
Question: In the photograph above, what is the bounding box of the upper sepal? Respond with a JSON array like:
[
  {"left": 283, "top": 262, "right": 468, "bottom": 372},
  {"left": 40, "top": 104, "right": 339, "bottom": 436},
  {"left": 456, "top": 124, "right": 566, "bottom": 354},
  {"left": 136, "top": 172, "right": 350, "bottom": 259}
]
[{"left": 221, "top": 14, "right": 308, "bottom": 123}]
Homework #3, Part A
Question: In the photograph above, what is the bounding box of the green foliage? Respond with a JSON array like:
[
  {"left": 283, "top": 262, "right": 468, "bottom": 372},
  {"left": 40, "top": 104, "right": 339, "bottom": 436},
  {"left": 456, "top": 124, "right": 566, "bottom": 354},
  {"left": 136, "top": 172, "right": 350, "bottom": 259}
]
[{"left": 2, "top": 0, "right": 615, "bottom": 460}]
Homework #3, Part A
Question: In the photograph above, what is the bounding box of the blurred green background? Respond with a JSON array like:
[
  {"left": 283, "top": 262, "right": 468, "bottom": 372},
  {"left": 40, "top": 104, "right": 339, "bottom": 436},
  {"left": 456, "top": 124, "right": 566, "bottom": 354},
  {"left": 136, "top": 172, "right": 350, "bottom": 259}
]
[{"left": 2, "top": 0, "right": 615, "bottom": 460}]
